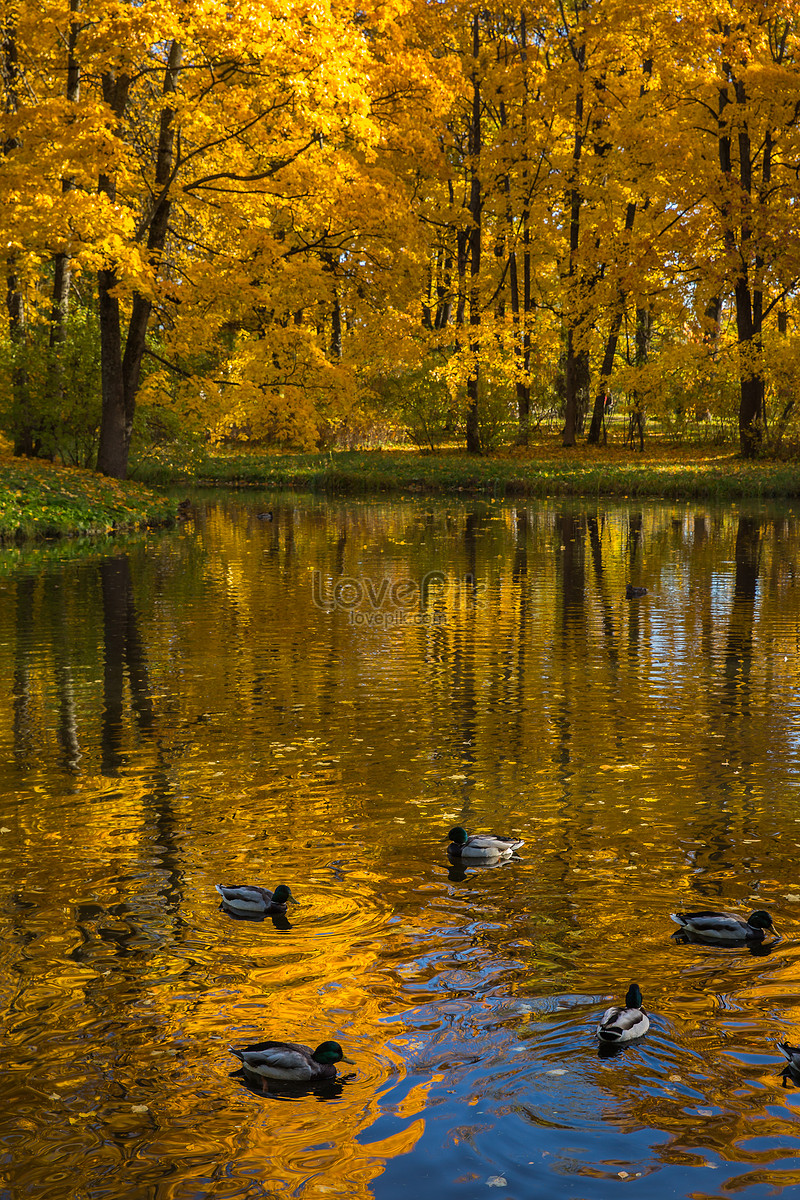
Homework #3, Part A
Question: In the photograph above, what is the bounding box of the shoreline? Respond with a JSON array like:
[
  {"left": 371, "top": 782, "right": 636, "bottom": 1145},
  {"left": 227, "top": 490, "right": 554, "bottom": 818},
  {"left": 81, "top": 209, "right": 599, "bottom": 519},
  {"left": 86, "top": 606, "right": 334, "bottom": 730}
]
[{"left": 3, "top": 443, "right": 799, "bottom": 542}]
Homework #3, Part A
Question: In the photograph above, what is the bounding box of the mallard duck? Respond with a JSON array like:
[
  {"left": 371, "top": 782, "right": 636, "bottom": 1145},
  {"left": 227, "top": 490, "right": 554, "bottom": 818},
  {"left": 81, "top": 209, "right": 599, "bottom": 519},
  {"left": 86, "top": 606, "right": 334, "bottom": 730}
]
[
  {"left": 778, "top": 1043, "right": 800, "bottom": 1075},
  {"left": 215, "top": 883, "right": 296, "bottom": 916},
  {"left": 447, "top": 826, "right": 525, "bottom": 859},
  {"left": 625, "top": 584, "right": 647, "bottom": 599},
  {"left": 670, "top": 909, "right": 774, "bottom": 943},
  {"left": 230, "top": 1040, "right": 354, "bottom": 1091},
  {"left": 596, "top": 983, "right": 649, "bottom": 1043}
]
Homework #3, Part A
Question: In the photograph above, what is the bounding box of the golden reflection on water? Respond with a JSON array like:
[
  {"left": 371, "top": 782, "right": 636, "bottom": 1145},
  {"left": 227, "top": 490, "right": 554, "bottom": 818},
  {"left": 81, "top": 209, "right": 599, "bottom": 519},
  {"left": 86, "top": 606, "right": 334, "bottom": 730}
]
[{"left": 3, "top": 497, "right": 800, "bottom": 1196}]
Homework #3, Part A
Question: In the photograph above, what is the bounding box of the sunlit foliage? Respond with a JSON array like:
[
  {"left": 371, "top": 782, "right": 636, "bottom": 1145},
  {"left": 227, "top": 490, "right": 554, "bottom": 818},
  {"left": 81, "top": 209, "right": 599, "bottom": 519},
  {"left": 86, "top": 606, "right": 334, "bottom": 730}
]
[{"left": 2, "top": 0, "right": 800, "bottom": 469}]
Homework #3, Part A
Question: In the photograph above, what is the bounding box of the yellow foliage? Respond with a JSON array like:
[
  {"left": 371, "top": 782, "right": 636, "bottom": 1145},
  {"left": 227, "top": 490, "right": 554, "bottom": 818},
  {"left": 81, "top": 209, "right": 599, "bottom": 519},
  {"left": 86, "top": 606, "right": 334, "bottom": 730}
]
[{"left": 4, "top": 0, "right": 800, "bottom": 456}]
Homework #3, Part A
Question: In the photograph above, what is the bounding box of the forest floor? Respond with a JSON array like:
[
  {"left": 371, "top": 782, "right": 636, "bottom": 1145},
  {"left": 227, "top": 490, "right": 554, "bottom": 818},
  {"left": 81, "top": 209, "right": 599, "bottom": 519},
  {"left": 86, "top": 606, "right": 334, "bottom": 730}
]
[{"left": 2, "top": 434, "right": 799, "bottom": 542}]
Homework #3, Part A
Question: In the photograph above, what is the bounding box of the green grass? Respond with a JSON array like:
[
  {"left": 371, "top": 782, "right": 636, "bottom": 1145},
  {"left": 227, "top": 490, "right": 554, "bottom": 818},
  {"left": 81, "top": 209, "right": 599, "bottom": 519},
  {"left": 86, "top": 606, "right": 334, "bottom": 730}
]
[
  {"left": 0, "top": 453, "right": 178, "bottom": 542},
  {"left": 3, "top": 436, "right": 800, "bottom": 544},
  {"left": 136, "top": 440, "right": 800, "bottom": 501}
]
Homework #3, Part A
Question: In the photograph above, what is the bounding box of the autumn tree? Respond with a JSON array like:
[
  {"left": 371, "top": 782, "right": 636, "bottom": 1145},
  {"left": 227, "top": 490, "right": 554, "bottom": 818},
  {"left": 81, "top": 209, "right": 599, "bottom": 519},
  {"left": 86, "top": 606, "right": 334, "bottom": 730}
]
[
  {"left": 413, "top": 4, "right": 564, "bottom": 452},
  {"left": 678, "top": 3, "right": 800, "bottom": 457},
  {"left": 1, "top": 0, "right": 451, "bottom": 475},
  {"left": 4, "top": 0, "right": 800, "bottom": 463}
]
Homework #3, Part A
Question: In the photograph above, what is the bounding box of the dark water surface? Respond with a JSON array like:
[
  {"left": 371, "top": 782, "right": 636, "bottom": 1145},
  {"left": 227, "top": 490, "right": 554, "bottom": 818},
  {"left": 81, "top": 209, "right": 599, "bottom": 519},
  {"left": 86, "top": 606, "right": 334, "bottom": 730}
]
[{"left": 2, "top": 494, "right": 800, "bottom": 1199}]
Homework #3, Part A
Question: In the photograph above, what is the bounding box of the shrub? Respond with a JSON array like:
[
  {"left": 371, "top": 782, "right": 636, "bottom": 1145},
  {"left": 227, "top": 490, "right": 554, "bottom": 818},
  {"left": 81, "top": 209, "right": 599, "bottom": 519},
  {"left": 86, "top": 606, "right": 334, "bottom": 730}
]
[
  {"left": 371, "top": 361, "right": 454, "bottom": 452},
  {"left": 0, "top": 307, "right": 102, "bottom": 466}
]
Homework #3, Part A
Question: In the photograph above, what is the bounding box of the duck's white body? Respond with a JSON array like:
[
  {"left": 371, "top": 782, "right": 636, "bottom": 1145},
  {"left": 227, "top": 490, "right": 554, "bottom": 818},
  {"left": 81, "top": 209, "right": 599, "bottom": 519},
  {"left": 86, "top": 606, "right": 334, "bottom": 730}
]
[
  {"left": 597, "top": 985, "right": 649, "bottom": 1043},
  {"left": 448, "top": 827, "right": 525, "bottom": 859},
  {"left": 670, "top": 909, "right": 774, "bottom": 943}
]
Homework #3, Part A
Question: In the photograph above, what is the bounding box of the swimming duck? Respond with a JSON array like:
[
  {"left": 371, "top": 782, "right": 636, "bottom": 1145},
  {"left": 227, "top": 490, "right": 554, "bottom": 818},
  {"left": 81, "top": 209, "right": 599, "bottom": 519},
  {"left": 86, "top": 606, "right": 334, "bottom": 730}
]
[
  {"left": 625, "top": 584, "right": 647, "bottom": 599},
  {"left": 596, "top": 983, "right": 649, "bottom": 1043},
  {"left": 215, "top": 883, "right": 296, "bottom": 916},
  {"left": 670, "top": 909, "right": 774, "bottom": 943},
  {"left": 447, "top": 826, "right": 525, "bottom": 859},
  {"left": 230, "top": 1039, "right": 354, "bottom": 1091},
  {"left": 778, "top": 1043, "right": 800, "bottom": 1075}
]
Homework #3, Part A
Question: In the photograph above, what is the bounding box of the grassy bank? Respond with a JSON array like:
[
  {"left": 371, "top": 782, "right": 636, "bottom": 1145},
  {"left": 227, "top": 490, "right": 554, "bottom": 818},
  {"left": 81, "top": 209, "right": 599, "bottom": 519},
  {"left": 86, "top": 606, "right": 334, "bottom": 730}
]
[
  {"left": 3, "top": 438, "right": 800, "bottom": 543},
  {"left": 136, "top": 439, "right": 800, "bottom": 501},
  {"left": 0, "top": 452, "right": 178, "bottom": 542}
]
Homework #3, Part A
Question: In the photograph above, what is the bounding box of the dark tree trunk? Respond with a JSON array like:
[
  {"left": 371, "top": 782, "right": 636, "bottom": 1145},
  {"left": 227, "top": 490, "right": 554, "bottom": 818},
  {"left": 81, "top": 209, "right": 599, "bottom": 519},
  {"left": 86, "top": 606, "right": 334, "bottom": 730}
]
[
  {"left": 3, "top": 14, "right": 30, "bottom": 454},
  {"left": 587, "top": 201, "right": 636, "bottom": 444},
  {"left": 465, "top": 12, "right": 483, "bottom": 454},
  {"left": 96, "top": 41, "right": 182, "bottom": 478},
  {"left": 587, "top": 306, "right": 623, "bottom": 444},
  {"left": 509, "top": 12, "right": 532, "bottom": 445},
  {"left": 95, "top": 68, "right": 131, "bottom": 477},
  {"left": 562, "top": 39, "right": 585, "bottom": 448},
  {"left": 626, "top": 306, "right": 651, "bottom": 451},
  {"left": 717, "top": 61, "right": 767, "bottom": 460},
  {"left": 48, "top": 1, "right": 82, "bottom": 414},
  {"left": 331, "top": 290, "right": 342, "bottom": 359},
  {"left": 435, "top": 246, "right": 453, "bottom": 329}
]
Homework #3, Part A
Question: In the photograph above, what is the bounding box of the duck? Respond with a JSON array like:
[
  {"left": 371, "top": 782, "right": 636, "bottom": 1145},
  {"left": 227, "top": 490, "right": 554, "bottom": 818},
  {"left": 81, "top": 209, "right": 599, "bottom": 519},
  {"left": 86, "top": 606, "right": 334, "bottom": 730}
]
[
  {"left": 778, "top": 1043, "right": 800, "bottom": 1076},
  {"left": 215, "top": 883, "right": 296, "bottom": 916},
  {"left": 670, "top": 908, "right": 775, "bottom": 944},
  {"left": 230, "top": 1039, "right": 354, "bottom": 1091},
  {"left": 625, "top": 584, "right": 647, "bottom": 599},
  {"left": 447, "top": 826, "right": 525, "bottom": 859},
  {"left": 596, "top": 983, "right": 649, "bottom": 1043}
]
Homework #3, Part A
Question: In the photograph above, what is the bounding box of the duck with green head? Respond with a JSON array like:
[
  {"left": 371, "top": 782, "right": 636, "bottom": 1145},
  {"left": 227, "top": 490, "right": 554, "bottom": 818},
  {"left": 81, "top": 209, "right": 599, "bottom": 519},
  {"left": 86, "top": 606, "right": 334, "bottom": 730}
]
[
  {"left": 230, "top": 1039, "right": 354, "bottom": 1091},
  {"left": 597, "top": 984, "right": 649, "bottom": 1043},
  {"left": 446, "top": 826, "right": 524, "bottom": 859},
  {"left": 216, "top": 883, "right": 296, "bottom": 916},
  {"left": 670, "top": 908, "right": 775, "bottom": 944}
]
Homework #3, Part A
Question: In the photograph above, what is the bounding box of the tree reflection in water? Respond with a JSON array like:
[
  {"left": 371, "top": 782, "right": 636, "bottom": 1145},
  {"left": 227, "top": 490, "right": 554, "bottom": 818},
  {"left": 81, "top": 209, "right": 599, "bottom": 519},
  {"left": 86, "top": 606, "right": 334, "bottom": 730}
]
[{"left": 1, "top": 499, "right": 800, "bottom": 1197}]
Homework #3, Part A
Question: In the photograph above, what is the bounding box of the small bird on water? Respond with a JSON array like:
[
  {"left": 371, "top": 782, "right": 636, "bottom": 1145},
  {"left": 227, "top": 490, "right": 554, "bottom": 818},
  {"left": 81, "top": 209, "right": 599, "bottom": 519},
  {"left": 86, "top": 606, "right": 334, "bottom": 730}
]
[
  {"left": 778, "top": 1042, "right": 800, "bottom": 1077},
  {"left": 230, "top": 1039, "right": 354, "bottom": 1092},
  {"left": 670, "top": 908, "right": 775, "bottom": 944},
  {"left": 596, "top": 983, "right": 649, "bottom": 1043},
  {"left": 215, "top": 883, "right": 296, "bottom": 916},
  {"left": 446, "top": 826, "right": 525, "bottom": 859}
]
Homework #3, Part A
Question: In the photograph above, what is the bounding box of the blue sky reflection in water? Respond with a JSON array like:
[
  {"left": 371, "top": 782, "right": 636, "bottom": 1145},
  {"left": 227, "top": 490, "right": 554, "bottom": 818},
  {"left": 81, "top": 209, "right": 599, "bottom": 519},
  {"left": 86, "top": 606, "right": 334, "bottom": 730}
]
[{"left": 1, "top": 495, "right": 800, "bottom": 1198}]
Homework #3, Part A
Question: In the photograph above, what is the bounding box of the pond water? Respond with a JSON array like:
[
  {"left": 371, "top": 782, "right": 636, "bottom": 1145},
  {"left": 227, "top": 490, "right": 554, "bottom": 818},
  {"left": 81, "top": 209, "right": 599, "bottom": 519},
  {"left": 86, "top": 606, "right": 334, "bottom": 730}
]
[{"left": 2, "top": 493, "right": 800, "bottom": 1200}]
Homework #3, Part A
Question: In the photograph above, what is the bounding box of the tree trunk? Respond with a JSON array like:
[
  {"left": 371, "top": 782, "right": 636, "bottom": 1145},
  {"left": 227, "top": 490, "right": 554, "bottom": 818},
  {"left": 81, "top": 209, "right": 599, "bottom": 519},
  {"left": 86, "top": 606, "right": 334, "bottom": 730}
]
[
  {"left": 322, "top": 253, "right": 343, "bottom": 358},
  {"left": 561, "top": 40, "right": 585, "bottom": 448},
  {"left": 331, "top": 290, "right": 342, "bottom": 359},
  {"left": 512, "top": 11, "right": 531, "bottom": 445},
  {"left": 3, "top": 14, "right": 30, "bottom": 454},
  {"left": 96, "top": 41, "right": 182, "bottom": 478},
  {"left": 626, "top": 306, "right": 651, "bottom": 451},
  {"left": 95, "top": 68, "right": 131, "bottom": 477},
  {"left": 465, "top": 12, "right": 482, "bottom": 454},
  {"left": 587, "top": 201, "right": 636, "bottom": 444},
  {"left": 587, "top": 306, "right": 623, "bottom": 444},
  {"left": 717, "top": 59, "right": 766, "bottom": 460},
  {"left": 48, "top": 0, "right": 81, "bottom": 408},
  {"left": 435, "top": 244, "right": 453, "bottom": 329}
]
